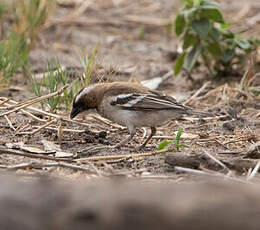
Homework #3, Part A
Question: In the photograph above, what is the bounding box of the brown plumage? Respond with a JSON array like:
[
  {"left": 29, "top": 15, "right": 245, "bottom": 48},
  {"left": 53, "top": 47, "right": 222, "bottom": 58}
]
[{"left": 70, "top": 82, "right": 211, "bottom": 149}]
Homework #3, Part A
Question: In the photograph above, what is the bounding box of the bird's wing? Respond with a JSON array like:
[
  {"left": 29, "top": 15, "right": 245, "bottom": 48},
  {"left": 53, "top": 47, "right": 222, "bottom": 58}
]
[{"left": 110, "top": 92, "right": 188, "bottom": 111}]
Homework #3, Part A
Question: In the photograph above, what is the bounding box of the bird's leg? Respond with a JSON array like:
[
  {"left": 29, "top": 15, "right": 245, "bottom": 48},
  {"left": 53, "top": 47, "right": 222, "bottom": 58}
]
[
  {"left": 113, "top": 126, "right": 136, "bottom": 149},
  {"left": 139, "top": 127, "right": 156, "bottom": 149}
]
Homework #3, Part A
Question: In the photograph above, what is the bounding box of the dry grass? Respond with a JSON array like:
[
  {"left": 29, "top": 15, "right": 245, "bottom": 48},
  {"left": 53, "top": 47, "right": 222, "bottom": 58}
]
[{"left": 14, "top": 0, "right": 56, "bottom": 48}]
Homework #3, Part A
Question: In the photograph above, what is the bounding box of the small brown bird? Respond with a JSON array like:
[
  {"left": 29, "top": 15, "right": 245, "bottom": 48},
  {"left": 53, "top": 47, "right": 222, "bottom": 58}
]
[{"left": 70, "top": 82, "right": 211, "bottom": 149}]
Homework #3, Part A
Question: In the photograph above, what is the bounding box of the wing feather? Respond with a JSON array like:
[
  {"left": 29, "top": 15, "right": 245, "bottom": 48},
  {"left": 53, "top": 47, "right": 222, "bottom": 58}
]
[{"left": 110, "top": 93, "right": 189, "bottom": 111}]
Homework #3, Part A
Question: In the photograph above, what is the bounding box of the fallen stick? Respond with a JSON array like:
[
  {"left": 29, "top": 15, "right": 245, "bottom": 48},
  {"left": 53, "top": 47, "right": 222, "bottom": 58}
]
[
  {"left": 0, "top": 147, "right": 75, "bottom": 163},
  {"left": 184, "top": 81, "right": 211, "bottom": 105},
  {"left": 0, "top": 85, "right": 68, "bottom": 117},
  {"left": 0, "top": 162, "right": 99, "bottom": 175},
  {"left": 32, "top": 119, "right": 56, "bottom": 135},
  {"left": 0, "top": 98, "right": 10, "bottom": 106},
  {"left": 78, "top": 150, "right": 165, "bottom": 162},
  {"left": 4, "top": 115, "right": 15, "bottom": 131}
]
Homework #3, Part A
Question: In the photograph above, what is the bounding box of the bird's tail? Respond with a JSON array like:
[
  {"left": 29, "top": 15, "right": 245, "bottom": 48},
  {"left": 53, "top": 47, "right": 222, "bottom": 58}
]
[{"left": 186, "top": 108, "right": 214, "bottom": 117}]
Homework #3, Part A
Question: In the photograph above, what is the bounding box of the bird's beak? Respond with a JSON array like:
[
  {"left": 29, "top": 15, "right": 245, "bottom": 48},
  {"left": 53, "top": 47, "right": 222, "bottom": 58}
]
[{"left": 70, "top": 106, "right": 82, "bottom": 119}]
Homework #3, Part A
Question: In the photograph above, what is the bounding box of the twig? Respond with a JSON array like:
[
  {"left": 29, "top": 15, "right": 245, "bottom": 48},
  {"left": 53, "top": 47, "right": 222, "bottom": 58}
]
[
  {"left": 203, "top": 150, "right": 229, "bottom": 172},
  {"left": 1, "top": 97, "right": 114, "bottom": 131},
  {"left": 32, "top": 119, "right": 56, "bottom": 135},
  {"left": 0, "top": 98, "right": 10, "bottom": 106},
  {"left": 139, "top": 175, "right": 180, "bottom": 180},
  {"left": 175, "top": 166, "right": 207, "bottom": 175},
  {"left": 0, "top": 85, "right": 68, "bottom": 117},
  {"left": 218, "top": 150, "right": 242, "bottom": 154},
  {"left": 202, "top": 85, "right": 224, "bottom": 100},
  {"left": 46, "top": 15, "right": 171, "bottom": 28},
  {"left": 15, "top": 124, "right": 31, "bottom": 134},
  {"left": 0, "top": 99, "right": 47, "bottom": 123},
  {"left": 81, "top": 160, "right": 103, "bottom": 177},
  {"left": 4, "top": 115, "right": 16, "bottom": 131},
  {"left": 152, "top": 135, "right": 197, "bottom": 140},
  {"left": 175, "top": 166, "right": 250, "bottom": 184},
  {"left": 78, "top": 150, "right": 165, "bottom": 162},
  {"left": 184, "top": 81, "right": 211, "bottom": 105},
  {"left": 248, "top": 72, "right": 260, "bottom": 86},
  {"left": 90, "top": 114, "right": 125, "bottom": 129},
  {"left": 20, "top": 109, "right": 47, "bottom": 122},
  {"left": 69, "top": 0, "right": 93, "bottom": 18},
  {"left": 0, "top": 162, "right": 100, "bottom": 175},
  {"left": 34, "top": 126, "right": 85, "bottom": 133},
  {"left": 0, "top": 147, "right": 74, "bottom": 162},
  {"left": 124, "top": 15, "right": 171, "bottom": 26}
]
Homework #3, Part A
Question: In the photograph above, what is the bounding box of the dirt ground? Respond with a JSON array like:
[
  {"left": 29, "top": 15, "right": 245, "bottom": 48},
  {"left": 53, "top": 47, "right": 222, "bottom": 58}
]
[{"left": 0, "top": 0, "right": 259, "bottom": 183}]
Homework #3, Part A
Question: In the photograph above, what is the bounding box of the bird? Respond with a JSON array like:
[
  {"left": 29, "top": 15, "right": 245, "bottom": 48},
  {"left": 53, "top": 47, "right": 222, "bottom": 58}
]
[{"left": 70, "top": 82, "right": 211, "bottom": 149}]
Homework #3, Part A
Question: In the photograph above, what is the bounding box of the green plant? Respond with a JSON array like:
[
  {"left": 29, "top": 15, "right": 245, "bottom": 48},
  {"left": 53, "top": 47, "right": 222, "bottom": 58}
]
[
  {"left": 81, "top": 45, "right": 99, "bottom": 86},
  {"left": 0, "top": 31, "right": 29, "bottom": 86},
  {"left": 158, "top": 128, "right": 190, "bottom": 152},
  {"left": 174, "top": 0, "right": 260, "bottom": 76},
  {"left": 138, "top": 25, "right": 145, "bottom": 39},
  {"left": 14, "top": 0, "right": 56, "bottom": 48},
  {"left": 0, "top": 0, "right": 55, "bottom": 86},
  {"left": 31, "top": 44, "right": 103, "bottom": 113},
  {"left": 31, "top": 61, "right": 81, "bottom": 112},
  {"left": 0, "top": 2, "right": 6, "bottom": 20}
]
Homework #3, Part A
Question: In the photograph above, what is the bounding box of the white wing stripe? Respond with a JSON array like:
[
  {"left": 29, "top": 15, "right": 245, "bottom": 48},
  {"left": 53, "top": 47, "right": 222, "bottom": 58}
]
[
  {"left": 123, "top": 95, "right": 146, "bottom": 107},
  {"left": 112, "top": 93, "right": 185, "bottom": 110},
  {"left": 116, "top": 93, "right": 133, "bottom": 99}
]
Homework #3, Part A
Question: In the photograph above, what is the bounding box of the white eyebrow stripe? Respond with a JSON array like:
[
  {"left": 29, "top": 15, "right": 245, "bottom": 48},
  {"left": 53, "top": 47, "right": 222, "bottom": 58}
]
[
  {"left": 75, "top": 85, "right": 96, "bottom": 103},
  {"left": 122, "top": 94, "right": 146, "bottom": 107}
]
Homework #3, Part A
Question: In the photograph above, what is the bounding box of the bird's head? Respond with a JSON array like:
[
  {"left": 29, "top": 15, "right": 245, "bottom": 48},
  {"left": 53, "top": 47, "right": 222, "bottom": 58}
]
[{"left": 70, "top": 84, "right": 99, "bottom": 119}]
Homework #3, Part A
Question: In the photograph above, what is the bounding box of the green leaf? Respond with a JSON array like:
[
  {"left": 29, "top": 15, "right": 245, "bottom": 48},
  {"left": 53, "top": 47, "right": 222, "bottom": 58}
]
[
  {"left": 183, "top": 8, "right": 196, "bottom": 20},
  {"left": 183, "top": 0, "right": 194, "bottom": 8},
  {"left": 175, "top": 14, "right": 186, "bottom": 36},
  {"left": 236, "top": 53, "right": 246, "bottom": 65},
  {"left": 221, "top": 21, "right": 232, "bottom": 30},
  {"left": 222, "top": 30, "right": 235, "bottom": 39},
  {"left": 200, "top": 1, "right": 220, "bottom": 9},
  {"left": 158, "top": 140, "right": 172, "bottom": 150},
  {"left": 174, "top": 52, "right": 186, "bottom": 75},
  {"left": 200, "top": 8, "right": 224, "bottom": 23},
  {"left": 211, "top": 28, "right": 220, "bottom": 39},
  {"left": 191, "top": 18, "right": 210, "bottom": 37},
  {"left": 184, "top": 46, "right": 201, "bottom": 71},
  {"left": 176, "top": 128, "right": 183, "bottom": 144},
  {"left": 183, "top": 32, "right": 197, "bottom": 49},
  {"left": 235, "top": 39, "right": 251, "bottom": 50},
  {"left": 207, "top": 42, "right": 222, "bottom": 56},
  {"left": 222, "top": 49, "right": 235, "bottom": 63},
  {"left": 194, "top": 0, "right": 204, "bottom": 7}
]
